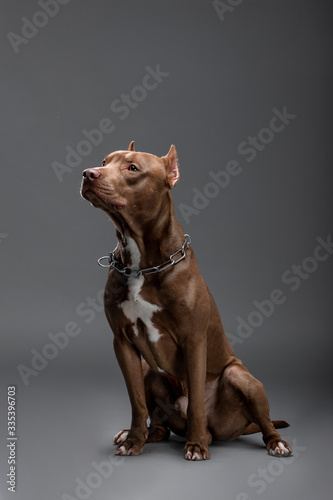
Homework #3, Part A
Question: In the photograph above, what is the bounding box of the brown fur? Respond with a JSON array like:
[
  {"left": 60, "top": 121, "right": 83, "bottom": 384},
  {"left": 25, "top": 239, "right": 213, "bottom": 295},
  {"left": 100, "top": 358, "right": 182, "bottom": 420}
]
[{"left": 81, "top": 142, "right": 292, "bottom": 460}]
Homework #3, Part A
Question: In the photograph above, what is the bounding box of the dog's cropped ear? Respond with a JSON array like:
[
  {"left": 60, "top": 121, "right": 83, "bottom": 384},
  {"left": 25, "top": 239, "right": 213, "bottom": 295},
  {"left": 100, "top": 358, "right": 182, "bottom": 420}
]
[
  {"left": 163, "top": 145, "right": 179, "bottom": 189},
  {"left": 127, "top": 141, "right": 135, "bottom": 151}
]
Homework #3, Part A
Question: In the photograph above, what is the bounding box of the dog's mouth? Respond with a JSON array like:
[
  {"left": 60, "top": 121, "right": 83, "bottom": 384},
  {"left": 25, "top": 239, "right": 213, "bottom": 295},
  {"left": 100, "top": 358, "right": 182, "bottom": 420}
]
[{"left": 81, "top": 185, "right": 126, "bottom": 210}]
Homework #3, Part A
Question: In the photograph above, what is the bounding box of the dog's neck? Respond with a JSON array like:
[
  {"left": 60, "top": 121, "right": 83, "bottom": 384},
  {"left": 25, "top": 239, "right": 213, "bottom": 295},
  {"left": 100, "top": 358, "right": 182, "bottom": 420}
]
[{"left": 108, "top": 192, "right": 184, "bottom": 270}]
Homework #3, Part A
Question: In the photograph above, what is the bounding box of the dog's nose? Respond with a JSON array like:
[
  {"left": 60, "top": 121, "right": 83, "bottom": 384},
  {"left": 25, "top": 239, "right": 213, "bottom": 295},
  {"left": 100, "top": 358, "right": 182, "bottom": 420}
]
[{"left": 82, "top": 168, "right": 101, "bottom": 181}]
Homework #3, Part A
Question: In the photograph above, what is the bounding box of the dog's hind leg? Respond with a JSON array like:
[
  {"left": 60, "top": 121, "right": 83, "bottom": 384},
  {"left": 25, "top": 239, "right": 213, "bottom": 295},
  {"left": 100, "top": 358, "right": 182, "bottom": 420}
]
[
  {"left": 143, "top": 364, "right": 187, "bottom": 442},
  {"left": 210, "top": 361, "right": 292, "bottom": 456}
]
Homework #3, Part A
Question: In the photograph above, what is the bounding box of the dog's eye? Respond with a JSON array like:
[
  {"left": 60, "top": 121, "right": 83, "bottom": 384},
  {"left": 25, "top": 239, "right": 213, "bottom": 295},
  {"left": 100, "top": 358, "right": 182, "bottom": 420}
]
[
  {"left": 102, "top": 160, "right": 106, "bottom": 166},
  {"left": 128, "top": 165, "right": 138, "bottom": 172}
]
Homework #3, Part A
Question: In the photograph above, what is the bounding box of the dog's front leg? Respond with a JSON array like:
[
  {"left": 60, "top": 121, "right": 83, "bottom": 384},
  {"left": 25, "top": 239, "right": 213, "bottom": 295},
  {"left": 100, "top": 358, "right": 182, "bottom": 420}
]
[
  {"left": 183, "top": 337, "right": 210, "bottom": 461},
  {"left": 113, "top": 336, "right": 148, "bottom": 456}
]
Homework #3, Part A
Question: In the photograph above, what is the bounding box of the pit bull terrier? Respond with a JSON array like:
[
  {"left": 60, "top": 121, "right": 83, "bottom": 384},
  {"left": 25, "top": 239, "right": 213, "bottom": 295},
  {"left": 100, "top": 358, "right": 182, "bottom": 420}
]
[{"left": 80, "top": 142, "right": 292, "bottom": 461}]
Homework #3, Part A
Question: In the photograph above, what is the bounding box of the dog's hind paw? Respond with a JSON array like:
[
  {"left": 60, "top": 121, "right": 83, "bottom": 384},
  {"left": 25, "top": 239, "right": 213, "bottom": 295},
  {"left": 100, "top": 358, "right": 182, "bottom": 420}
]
[
  {"left": 267, "top": 440, "right": 292, "bottom": 457},
  {"left": 147, "top": 425, "right": 170, "bottom": 443}
]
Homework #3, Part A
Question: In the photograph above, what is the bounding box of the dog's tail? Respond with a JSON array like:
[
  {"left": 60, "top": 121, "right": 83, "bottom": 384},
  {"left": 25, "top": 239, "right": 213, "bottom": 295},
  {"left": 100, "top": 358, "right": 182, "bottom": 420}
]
[{"left": 242, "top": 420, "right": 290, "bottom": 436}]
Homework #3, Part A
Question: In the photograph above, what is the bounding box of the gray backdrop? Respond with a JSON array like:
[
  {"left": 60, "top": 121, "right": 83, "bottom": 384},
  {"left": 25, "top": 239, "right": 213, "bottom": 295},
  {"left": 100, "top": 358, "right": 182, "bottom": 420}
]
[{"left": 1, "top": 1, "right": 332, "bottom": 499}]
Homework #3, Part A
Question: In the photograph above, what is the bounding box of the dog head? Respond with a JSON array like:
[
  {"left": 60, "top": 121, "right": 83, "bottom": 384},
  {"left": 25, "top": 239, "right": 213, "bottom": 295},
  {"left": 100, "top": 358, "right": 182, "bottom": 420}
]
[{"left": 81, "top": 142, "right": 179, "bottom": 225}]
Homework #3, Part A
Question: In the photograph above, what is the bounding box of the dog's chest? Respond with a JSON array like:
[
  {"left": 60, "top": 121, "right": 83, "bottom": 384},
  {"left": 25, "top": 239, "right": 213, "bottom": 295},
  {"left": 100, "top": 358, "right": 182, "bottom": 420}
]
[
  {"left": 120, "top": 274, "right": 162, "bottom": 343},
  {"left": 119, "top": 237, "right": 162, "bottom": 343}
]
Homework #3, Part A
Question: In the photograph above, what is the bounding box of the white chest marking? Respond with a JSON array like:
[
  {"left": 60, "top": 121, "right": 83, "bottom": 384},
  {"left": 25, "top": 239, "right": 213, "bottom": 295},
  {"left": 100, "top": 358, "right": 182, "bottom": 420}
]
[{"left": 119, "top": 238, "right": 162, "bottom": 343}]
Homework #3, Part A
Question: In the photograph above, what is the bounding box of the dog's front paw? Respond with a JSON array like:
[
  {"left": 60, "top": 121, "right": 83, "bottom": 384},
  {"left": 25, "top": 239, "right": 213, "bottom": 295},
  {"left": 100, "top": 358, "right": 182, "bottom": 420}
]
[
  {"left": 267, "top": 439, "right": 292, "bottom": 457},
  {"left": 113, "top": 429, "right": 147, "bottom": 456},
  {"left": 184, "top": 441, "right": 210, "bottom": 461},
  {"left": 113, "top": 429, "right": 129, "bottom": 445}
]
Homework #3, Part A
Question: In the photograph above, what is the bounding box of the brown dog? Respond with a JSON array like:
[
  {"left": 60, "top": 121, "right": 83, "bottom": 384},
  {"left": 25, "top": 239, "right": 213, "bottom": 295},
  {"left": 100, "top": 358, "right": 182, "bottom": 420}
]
[{"left": 81, "top": 142, "right": 292, "bottom": 461}]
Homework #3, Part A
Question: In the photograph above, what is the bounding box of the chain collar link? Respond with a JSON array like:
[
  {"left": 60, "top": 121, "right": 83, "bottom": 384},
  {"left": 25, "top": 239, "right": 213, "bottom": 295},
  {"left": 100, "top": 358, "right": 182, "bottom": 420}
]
[{"left": 98, "top": 234, "right": 191, "bottom": 278}]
